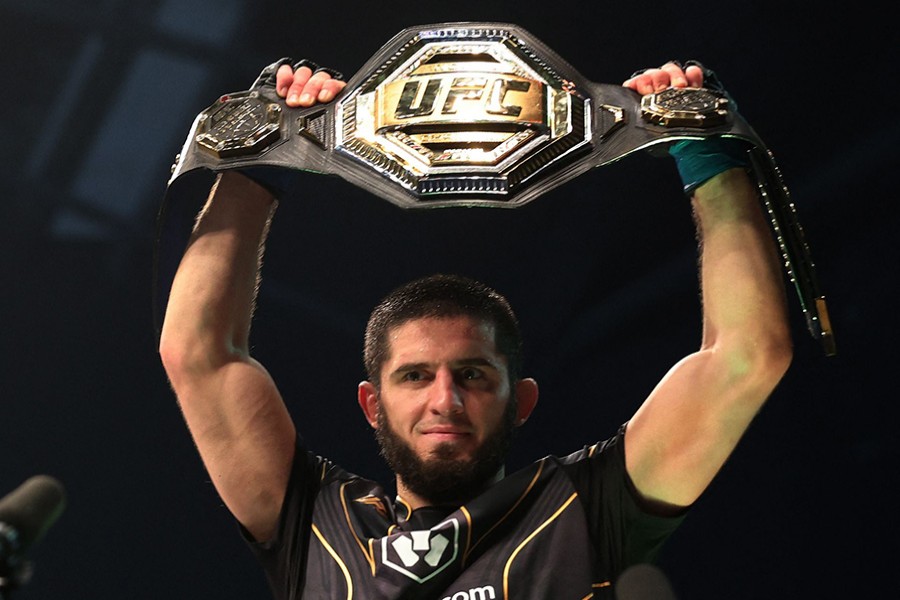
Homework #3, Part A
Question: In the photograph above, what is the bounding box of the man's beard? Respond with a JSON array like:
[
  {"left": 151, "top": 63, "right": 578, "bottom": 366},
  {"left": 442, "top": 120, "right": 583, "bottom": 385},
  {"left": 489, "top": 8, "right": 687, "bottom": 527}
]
[{"left": 375, "top": 396, "right": 517, "bottom": 506}]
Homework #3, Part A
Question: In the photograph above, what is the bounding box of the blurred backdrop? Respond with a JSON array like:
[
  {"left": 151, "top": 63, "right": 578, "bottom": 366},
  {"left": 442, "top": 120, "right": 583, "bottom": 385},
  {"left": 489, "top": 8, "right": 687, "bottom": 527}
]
[{"left": 1, "top": 1, "right": 895, "bottom": 598}]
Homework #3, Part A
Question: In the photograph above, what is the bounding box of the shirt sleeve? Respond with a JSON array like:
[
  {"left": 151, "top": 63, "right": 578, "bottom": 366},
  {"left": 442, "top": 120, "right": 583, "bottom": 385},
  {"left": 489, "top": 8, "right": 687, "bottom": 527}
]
[{"left": 559, "top": 423, "right": 689, "bottom": 576}]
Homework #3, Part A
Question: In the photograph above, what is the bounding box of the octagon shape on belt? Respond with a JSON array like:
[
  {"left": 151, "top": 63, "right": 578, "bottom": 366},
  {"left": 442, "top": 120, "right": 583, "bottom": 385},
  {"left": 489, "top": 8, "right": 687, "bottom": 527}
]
[{"left": 334, "top": 26, "right": 591, "bottom": 198}]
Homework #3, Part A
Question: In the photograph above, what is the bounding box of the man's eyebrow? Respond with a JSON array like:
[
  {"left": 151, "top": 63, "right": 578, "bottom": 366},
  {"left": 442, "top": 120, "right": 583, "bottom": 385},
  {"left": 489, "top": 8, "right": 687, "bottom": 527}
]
[{"left": 391, "top": 362, "right": 431, "bottom": 374}]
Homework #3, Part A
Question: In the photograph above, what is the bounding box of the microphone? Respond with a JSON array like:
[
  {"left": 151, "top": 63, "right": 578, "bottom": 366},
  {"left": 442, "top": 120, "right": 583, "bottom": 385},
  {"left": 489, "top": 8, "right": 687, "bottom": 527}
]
[
  {"left": 0, "top": 475, "right": 66, "bottom": 567},
  {"left": 615, "top": 563, "right": 679, "bottom": 600}
]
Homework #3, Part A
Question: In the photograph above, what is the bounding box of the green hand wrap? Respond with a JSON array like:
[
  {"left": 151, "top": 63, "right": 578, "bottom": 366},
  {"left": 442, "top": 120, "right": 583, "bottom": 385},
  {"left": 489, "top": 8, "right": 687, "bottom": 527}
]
[{"left": 668, "top": 136, "right": 752, "bottom": 195}]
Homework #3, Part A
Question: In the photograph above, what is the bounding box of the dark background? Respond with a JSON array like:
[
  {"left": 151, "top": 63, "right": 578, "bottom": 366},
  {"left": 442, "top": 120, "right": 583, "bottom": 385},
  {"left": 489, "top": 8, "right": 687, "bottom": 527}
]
[{"left": 1, "top": 1, "right": 895, "bottom": 598}]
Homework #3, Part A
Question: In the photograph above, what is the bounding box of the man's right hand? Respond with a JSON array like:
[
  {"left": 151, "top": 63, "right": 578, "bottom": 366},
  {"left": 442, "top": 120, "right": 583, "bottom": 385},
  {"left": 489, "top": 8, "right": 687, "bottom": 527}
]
[
  {"left": 237, "top": 58, "right": 348, "bottom": 196},
  {"left": 275, "top": 62, "right": 347, "bottom": 107}
]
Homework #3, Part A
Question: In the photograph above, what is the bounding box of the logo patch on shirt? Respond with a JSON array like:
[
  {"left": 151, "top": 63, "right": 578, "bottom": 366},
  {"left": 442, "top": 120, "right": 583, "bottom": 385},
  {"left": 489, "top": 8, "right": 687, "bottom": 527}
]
[
  {"left": 381, "top": 517, "right": 460, "bottom": 583},
  {"left": 354, "top": 494, "right": 388, "bottom": 518}
]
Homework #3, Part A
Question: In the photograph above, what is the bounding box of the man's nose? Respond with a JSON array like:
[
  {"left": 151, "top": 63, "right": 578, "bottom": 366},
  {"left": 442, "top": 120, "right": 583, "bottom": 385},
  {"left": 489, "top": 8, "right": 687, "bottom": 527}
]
[{"left": 429, "top": 368, "right": 464, "bottom": 415}]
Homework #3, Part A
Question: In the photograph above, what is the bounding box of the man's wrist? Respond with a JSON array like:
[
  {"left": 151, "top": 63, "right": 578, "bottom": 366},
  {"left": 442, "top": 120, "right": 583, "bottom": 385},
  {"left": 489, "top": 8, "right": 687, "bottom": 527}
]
[
  {"left": 217, "top": 170, "right": 279, "bottom": 206},
  {"left": 232, "top": 167, "right": 293, "bottom": 200},
  {"left": 668, "top": 136, "right": 752, "bottom": 196}
]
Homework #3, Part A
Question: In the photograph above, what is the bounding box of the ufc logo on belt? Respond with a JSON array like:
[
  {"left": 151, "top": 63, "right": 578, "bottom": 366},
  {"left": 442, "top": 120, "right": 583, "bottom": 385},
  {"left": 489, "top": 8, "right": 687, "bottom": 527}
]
[{"left": 378, "top": 73, "right": 545, "bottom": 129}]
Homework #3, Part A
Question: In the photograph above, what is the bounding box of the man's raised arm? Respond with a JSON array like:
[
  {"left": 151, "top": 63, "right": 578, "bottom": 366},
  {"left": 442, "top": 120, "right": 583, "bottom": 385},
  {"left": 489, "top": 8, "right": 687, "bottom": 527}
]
[
  {"left": 622, "top": 63, "right": 793, "bottom": 509},
  {"left": 159, "top": 171, "right": 296, "bottom": 542},
  {"left": 158, "top": 64, "right": 346, "bottom": 542}
]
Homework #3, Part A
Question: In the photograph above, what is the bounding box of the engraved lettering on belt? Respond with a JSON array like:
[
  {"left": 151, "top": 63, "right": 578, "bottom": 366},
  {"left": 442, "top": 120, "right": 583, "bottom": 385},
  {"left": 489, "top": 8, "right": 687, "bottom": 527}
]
[{"left": 378, "top": 74, "right": 544, "bottom": 129}]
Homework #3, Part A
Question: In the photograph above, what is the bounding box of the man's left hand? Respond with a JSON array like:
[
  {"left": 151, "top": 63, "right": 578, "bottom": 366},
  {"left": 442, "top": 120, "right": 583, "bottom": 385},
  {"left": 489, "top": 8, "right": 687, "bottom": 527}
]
[{"left": 623, "top": 62, "right": 704, "bottom": 94}]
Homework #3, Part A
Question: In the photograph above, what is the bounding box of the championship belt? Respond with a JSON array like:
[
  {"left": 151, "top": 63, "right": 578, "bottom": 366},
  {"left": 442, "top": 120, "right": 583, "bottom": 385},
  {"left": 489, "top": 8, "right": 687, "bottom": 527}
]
[{"left": 156, "top": 22, "right": 835, "bottom": 355}]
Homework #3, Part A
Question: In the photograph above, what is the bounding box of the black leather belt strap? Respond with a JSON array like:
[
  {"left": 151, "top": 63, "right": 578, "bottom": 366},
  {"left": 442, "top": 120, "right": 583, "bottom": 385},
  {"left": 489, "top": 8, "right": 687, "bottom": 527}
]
[{"left": 156, "top": 22, "right": 835, "bottom": 355}]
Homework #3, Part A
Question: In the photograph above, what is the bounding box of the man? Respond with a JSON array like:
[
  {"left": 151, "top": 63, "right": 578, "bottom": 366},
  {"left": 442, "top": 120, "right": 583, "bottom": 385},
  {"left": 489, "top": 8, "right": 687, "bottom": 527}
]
[{"left": 159, "top": 60, "right": 792, "bottom": 598}]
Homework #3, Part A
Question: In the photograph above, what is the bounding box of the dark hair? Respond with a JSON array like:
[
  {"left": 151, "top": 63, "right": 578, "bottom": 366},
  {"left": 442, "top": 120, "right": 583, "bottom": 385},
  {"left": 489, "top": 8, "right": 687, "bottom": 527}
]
[{"left": 364, "top": 274, "right": 523, "bottom": 386}]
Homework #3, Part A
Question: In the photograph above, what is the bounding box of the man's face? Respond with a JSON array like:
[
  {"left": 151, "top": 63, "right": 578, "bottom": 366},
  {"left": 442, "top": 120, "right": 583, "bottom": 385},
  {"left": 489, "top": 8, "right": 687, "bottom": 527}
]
[{"left": 372, "top": 316, "right": 517, "bottom": 504}]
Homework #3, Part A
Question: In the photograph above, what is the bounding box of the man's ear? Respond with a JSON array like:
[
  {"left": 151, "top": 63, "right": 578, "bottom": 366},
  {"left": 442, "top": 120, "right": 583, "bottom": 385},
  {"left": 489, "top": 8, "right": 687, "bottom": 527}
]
[
  {"left": 513, "top": 378, "right": 539, "bottom": 426},
  {"left": 358, "top": 381, "right": 379, "bottom": 428}
]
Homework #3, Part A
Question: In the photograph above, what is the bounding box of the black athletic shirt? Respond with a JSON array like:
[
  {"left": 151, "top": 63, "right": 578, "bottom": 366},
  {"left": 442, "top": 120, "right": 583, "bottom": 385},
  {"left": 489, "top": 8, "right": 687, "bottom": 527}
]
[{"left": 243, "top": 425, "right": 685, "bottom": 599}]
